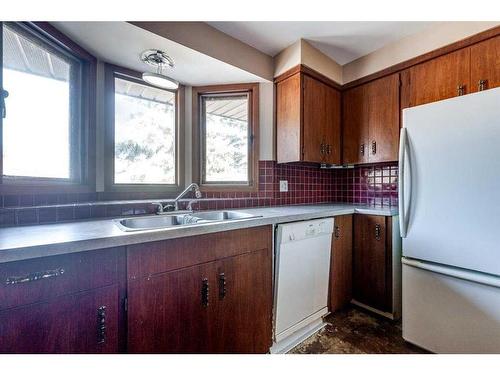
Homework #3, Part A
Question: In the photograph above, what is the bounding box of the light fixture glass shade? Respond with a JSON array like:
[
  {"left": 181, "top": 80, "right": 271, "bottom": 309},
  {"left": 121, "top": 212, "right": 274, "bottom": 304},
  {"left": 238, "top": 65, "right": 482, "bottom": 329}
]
[{"left": 142, "top": 72, "right": 179, "bottom": 90}]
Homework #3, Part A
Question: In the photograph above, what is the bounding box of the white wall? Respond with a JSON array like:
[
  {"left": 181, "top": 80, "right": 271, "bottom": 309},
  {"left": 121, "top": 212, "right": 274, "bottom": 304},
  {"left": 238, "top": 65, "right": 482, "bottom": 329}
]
[
  {"left": 259, "top": 82, "right": 274, "bottom": 161},
  {"left": 273, "top": 39, "right": 343, "bottom": 84},
  {"left": 343, "top": 22, "right": 500, "bottom": 83}
]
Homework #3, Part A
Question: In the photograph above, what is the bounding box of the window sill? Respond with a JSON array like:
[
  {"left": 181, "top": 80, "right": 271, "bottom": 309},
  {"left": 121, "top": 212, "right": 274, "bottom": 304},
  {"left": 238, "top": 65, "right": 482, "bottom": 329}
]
[{"left": 0, "top": 181, "right": 94, "bottom": 195}]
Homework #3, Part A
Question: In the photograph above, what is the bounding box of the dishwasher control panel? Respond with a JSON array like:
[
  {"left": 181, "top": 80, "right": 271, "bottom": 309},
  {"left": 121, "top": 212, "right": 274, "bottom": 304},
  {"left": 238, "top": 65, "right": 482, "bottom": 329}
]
[{"left": 278, "top": 218, "right": 334, "bottom": 244}]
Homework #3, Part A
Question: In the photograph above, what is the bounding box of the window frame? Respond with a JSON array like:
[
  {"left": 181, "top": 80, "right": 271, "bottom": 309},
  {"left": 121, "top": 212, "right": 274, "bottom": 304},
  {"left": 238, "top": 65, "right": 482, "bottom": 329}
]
[
  {"left": 192, "top": 83, "right": 259, "bottom": 192},
  {"left": 104, "top": 63, "right": 184, "bottom": 193},
  {"left": 0, "top": 22, "right": 96, "bottom": 194}
]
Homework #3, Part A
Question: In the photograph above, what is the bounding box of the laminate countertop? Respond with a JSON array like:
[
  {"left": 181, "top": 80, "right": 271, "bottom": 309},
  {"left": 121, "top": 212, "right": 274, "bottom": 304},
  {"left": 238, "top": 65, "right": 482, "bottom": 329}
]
[{"left": 0, "top": 204, "right": 398, "bottom": 263}]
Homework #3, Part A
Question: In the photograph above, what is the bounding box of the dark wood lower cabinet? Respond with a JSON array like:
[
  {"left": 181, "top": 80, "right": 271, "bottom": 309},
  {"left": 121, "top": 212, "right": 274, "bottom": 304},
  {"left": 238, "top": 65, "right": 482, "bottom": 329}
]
[
  {"left": 127, "top": 226, "right": 273, "bottom": 354},
  {"left": 0, "top": 285, "right": 119, "bottom": 353},
  {"left": 214, "top": 248, "right": 273, "bottom": 353},
  {"left": 329, "top": 215, "right": 353, "bottom": 312},
  {"left": 127, "top": 262, "right": 217, "bottom": 353},
  {"left": 352, "top": 214, "right": 390, "bottom": 312}
]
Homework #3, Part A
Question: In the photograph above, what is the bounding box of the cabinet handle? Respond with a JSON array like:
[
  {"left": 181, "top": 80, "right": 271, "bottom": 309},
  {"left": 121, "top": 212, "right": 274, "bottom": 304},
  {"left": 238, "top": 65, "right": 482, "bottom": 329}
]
[
  {"left": 375, "top": 224, "right": 382, "bottom": 241},
  {"left": 371, "top": 141, "right": 377, "bottom": 155},
  {"left": 334, "top": 225, "right": 340, "bottom": 239},
  {"left": 457, "top": 85, "right": 465, "bottom": 96},
  {"left": 360, "top": 143, "right": 365, "bottom": 156},
  {"left": 5, "top": 267, "right": 65, "bottom": 286},
  {"left": 1, "top": 89, "right": 8, "bottom": 119},
  {"left": 201, "top": 278, "right": 209, "bottom": 307},
  {"left": 218, "top": 273, "right": 226, "bottom": 299},
  {"left": 478, "top": 79, "right": 487, "bottom": 91},
  {"left": 97, "top": 306, "right": 106, "bottom": 344}
]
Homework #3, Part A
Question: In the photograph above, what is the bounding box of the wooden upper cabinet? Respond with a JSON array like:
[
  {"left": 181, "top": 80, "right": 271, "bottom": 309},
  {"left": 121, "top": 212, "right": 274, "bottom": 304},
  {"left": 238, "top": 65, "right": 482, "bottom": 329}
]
[
  {"left": 405, "top": 48, "right": 470, "bottom": 107},
  {"left": 276, "top": 71, "right": 341, "bottom": 164},
  {"left": 470, "top": 35, "right": 500, "bottom": 93},
  {"left": 323, "top": 81, "right": 342, "bottom": 164},
  {"left": 342, "top": 74, "right": 399, "bottom": 165},
  {"left": 276, "top": 73, "right": 301, "bottom": 163},
  {"left": 367, "top": 73, "right": 400, "bottom": 163},
  {"left": 342, "top": 85, "right": 368, "bottom": 164}
]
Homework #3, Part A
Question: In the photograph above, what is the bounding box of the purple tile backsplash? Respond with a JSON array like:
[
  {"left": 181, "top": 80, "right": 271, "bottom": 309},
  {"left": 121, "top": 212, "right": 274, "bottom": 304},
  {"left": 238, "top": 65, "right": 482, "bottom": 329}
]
[{"left": 0, "top": 161, "right": 398, "bottom": 227}]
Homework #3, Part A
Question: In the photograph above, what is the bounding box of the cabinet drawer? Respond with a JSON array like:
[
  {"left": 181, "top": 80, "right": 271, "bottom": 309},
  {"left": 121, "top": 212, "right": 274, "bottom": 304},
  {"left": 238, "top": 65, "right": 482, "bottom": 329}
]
[
  {"left": 0, "top": 284, "right": 119, "bottom": 353},
  {"left": 0, "top": 248, "right": 121, "bottom": 310},
  {"left": 128, "top": 226, "right": 272, "bottom": 279}
]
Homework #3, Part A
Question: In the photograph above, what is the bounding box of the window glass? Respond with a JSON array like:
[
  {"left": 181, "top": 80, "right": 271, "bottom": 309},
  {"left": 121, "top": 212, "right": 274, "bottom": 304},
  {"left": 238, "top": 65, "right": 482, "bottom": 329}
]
[
  {"left": 2, "top": 23, "right": 77, "bottom": 179},
  {"left": 114, "top": 77, "right": 176, "bottom": 184},
  {"left": 201, "top": 94, "right": 249, "bottom": 183}
]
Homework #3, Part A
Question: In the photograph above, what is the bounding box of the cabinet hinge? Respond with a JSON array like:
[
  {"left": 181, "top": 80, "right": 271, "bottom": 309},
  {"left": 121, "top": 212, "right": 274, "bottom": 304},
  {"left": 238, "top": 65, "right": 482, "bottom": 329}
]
[{"left": 124, "top": 297, "right": 128, "bottom": 312}]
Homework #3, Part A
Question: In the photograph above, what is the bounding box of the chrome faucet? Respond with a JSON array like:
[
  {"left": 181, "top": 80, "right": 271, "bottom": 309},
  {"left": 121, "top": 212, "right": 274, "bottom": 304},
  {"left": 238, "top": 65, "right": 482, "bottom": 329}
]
[{"left": 153, "top": 183, "right": 202, "bottom": 214}]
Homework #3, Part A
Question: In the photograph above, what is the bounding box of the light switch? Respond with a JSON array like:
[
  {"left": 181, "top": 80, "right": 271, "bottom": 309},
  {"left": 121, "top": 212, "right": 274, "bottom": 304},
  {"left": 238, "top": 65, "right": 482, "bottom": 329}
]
[{"left": 279, "top": 180, "right": 288, "bottom": 192}]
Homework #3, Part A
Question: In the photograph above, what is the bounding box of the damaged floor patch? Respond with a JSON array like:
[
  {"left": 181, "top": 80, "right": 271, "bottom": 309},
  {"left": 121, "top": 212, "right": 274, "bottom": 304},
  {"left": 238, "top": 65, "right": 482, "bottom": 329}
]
[{"left": 289, "top": 307, "right": 427, "bottom": 354}]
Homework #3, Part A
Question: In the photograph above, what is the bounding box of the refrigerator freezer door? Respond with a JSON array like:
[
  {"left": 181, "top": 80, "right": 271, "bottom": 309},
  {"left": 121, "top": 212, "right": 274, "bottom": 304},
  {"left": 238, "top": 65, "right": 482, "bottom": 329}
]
[
  {"left": 401, "top": 87, "right": 500, "bottom": 276},
  {"left": 403, "top": 258, "right": 500, "bottom": 353}
]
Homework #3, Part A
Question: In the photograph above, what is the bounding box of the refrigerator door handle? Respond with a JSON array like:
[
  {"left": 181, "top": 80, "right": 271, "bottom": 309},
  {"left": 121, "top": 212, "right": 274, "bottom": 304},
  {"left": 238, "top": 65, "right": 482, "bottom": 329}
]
[
  {"left": 402, "top": 257, "right": 500, "bottom": 288},
  {"left": 398, "top": 128, "right": 411, "bottom": 238}
]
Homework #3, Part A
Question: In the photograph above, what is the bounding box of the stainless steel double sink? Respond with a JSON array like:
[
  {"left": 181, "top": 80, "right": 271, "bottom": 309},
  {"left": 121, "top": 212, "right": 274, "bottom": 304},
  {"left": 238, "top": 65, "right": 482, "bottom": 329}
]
[{"left": 115, "top": 211, "right": 261, "bottom": 232}]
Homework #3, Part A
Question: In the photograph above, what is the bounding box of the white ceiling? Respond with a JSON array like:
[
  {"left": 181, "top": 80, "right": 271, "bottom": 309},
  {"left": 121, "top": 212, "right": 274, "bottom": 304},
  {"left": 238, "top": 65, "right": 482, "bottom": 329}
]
[
  {"left": 51, "top": 22, "right": 265, "bottom": 86},
  {"left": 207, "top": 21, "right": 438, "bottom": 65}
]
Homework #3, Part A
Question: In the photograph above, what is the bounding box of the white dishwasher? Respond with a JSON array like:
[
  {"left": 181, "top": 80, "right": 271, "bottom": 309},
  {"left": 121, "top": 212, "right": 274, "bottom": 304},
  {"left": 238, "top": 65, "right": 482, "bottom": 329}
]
[{"left": 271, "top": 218, "right": 334, "bottom": 353}]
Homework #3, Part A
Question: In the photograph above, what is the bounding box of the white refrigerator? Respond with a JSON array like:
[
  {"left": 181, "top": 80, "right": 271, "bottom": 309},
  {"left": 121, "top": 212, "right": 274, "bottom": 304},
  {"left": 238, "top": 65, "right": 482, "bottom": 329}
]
[{"left": 400, "top": 87, "right": 500, "bottom": 353}]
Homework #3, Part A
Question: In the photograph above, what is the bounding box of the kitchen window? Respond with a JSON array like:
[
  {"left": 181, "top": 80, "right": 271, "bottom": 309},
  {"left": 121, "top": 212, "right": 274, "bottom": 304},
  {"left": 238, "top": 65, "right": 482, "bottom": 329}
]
[
  {"left": 0, "top": 22, "right": 95, "bottom": 190},
  {"left": 193, "top": 83, "right": 259, "bottom": 191},
  {"left": 105, "top": 64, "right": 183, "bottom": 192}
]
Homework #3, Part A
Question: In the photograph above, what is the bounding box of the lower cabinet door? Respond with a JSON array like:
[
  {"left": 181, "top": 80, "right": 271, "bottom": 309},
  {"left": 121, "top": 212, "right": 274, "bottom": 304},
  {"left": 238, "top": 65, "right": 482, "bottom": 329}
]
[
  {"left": 0, "top": 285, "right": 119, "bottom": 353},
  {"left": 127, "top": 262, "right": 217, "bottom": 353},
  {"left": 213, "top": 249, "right": 273, "bottom": 353},
  {"left": 353, "top": 214, "right": 389, "bottom": 312},
  {"left": 330, "top": 214, "right": 353, "bottom": 312}
]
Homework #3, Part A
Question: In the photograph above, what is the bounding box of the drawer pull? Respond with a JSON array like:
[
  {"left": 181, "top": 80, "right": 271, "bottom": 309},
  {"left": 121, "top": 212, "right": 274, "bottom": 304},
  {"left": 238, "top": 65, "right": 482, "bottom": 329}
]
[
  {"left": 97, "top": 306, "right": 106, "bottom": 344},
  {"left": 219, "top": 273, "right": 227, "bottom": 299},
  {"left": 334, "top": 225, "right": 340, "bottom": 239},
  {"left": 5, "top": 267, "right": 65, "bottom": 285},
  {"left": 375, "top": 224, "right": 382, "bottom": 241},
  {"left": 479, "top": 79, "right": 487, "bottom": 91},
  {"left": 201, "top": 278, "right": 209, "bottom": 307}
]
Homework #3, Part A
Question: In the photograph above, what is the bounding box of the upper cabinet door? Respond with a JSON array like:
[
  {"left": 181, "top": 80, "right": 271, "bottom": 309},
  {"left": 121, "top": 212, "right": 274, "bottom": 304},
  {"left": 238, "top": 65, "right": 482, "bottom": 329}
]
[
  {"left": 276, "top": 74, "right": 302, "bottom": 163},
  {"left": 324, "top": 84, "right": 342, "bottom": 165},
  {"left": 303, "top": 75, "right": 327, "bottom": 163},
  {"left": 276, "top": 71, "right": 341, "bottom": 164},
  {"left": 406, "top": 48, "right": 471, "bottom": 107},
  {"left": 342, "top": 85, "right": 368, "bottom": 164},
  {"left": 367, "top": 74, "right": 400, "bottom": 163},
  {"left": 470, "top": 35, "right": 500, "bottom": 93}
]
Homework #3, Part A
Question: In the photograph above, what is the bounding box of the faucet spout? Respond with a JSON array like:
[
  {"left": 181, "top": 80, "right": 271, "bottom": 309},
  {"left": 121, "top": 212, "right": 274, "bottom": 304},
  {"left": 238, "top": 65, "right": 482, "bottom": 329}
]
[{"left": 172, "top": 183, "right": 202, "bottom": 211}]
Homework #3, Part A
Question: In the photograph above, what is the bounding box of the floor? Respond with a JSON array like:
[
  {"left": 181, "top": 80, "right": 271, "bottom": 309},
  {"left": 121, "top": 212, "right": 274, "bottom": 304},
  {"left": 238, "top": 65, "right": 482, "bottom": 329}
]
[{"left": 290, "top": 307, "right": 427, "bottom": 354}]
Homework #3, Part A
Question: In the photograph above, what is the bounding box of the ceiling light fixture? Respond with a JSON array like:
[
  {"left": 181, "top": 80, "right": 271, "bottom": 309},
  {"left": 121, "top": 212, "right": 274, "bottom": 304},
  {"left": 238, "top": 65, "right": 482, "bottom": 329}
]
[{"left": 140, "top": 49, "right": 178, "bottom": 90}]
